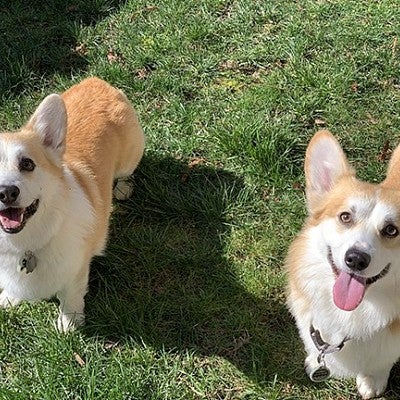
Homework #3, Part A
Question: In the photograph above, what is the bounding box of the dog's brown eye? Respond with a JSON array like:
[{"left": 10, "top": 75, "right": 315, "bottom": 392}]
[
  {"left": 339, "top": 212, "right": 352, "bottom": 224},
  {"left": 19, "top": 158, "right": 35, "bottom": 172},
  {"left": 382, "top": 224, "right": 399, "bottom": 238}
]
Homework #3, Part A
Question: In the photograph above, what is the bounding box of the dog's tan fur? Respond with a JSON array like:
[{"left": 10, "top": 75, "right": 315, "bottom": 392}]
[{"left": 60, "top": 77, "right": 145, "bottom": 255}]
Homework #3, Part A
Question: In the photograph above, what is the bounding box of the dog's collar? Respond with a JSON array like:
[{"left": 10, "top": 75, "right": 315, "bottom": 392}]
[
  {"left": 18, "top": 250, "right": 37, "bottom": 274},
  {"left": 308, "top": 324, "right": 350, "bottom": 382},
  {"left": 310, "top": 324, "right": 349, "bottom": 356}
]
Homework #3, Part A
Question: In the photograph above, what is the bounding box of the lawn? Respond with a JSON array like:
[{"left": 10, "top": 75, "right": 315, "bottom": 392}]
[{"left": 0, "top": 0, "right": 400, "bottom": 399}]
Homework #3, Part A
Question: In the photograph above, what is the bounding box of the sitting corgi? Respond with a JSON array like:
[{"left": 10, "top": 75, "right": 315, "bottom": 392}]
[{"left": 287, "top": 130, "right": 400, "bottom": 399}]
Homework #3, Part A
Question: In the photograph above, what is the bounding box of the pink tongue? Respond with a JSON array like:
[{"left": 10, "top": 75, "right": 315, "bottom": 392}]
[
  {"left": 0, "top": 208, "right": 23, "bottom": 229},
  {"left": 333, "top": 270, "right": 367, "bottom": 311}
]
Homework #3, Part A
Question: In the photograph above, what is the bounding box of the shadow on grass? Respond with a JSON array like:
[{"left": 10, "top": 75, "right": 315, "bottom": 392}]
[
  {"left": 0, "top": 0, "right": 124, "bottom": 96},
  {"left": 84, "top": 154, "right": 308, "bottom": 389}
]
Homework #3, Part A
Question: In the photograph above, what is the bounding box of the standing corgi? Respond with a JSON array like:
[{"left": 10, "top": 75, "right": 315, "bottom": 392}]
[
  {"left": 0, "top": 78, "right": 145, "bottom": 332},
  {"left": 287, "top": 130, "right": 400, "bottom": 399}
]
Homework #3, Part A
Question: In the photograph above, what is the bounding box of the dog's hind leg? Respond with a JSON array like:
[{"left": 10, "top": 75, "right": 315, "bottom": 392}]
[
  {"left": 112, "top": 105, "right": 145, "bottom": 201},
  {"left": 113, "top": 176, "right": 135, "bottom": 201},
  {"left": 112, "top": 139, "right": 144, "bottom": 200}
]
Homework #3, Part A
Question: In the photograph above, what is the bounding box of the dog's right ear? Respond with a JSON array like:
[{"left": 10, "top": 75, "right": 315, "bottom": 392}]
[
  {"left": 28, "top": 94, "right": 67, "bottom": 156},
  {"left": 382, "top": 143, "right": 400, "bottom": 189},
  {"left": 305, "top": 130, "right": 353, "bottom": 211}
]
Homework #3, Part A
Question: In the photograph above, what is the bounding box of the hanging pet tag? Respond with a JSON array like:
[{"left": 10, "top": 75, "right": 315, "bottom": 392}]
[
  {"left": 309, "top": 363, "right": 331, "bottom": 382},
  {"left": 19, "top": 251, "right": 37, "bottom": 274},
  {"left": 308, "top": 324, "right": 348, "bottom": 383}
]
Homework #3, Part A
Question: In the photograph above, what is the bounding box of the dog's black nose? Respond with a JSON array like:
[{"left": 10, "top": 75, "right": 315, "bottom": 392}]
[
  {"left": 344, "top": 248, "right": 371, "bottom": 271},
  {"left": 0, "top": 185, "right": 20, "bottom": 205}
]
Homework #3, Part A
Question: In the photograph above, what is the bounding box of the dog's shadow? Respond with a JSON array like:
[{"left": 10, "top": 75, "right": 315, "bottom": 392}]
[
  {"left": 84, "top": 154, "right": 306, "bottom": 388},
  {"left": 82, "top": 154, "right": 400, "bottom": 398}
]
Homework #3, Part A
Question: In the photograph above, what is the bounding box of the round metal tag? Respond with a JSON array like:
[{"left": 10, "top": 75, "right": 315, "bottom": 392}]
[
  {"left": 309, "top": 365, "right": 331, "bottom": 382},
  {"left": 19, "top": 250, "right": 37, "bottom": 274}
]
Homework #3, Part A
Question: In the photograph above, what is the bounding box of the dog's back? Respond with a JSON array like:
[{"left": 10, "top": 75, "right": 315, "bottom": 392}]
[{"left": 62, "top": 77, "right": 145, "bottom": 254}]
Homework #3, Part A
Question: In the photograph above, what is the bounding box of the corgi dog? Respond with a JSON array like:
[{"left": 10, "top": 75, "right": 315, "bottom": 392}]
[
  {"left": 286, "top": 130, "right": 400, "bottom": 399},
  {"left": 0, "top": 78, "right": 145, "bottom": 332}
]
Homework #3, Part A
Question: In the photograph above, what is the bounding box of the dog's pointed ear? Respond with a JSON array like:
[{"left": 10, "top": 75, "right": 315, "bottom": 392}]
[
  {"left": 382, "top": 144, "right": 400, "bottom": 189},
  {"left": 28, "top": 94, "right": 67, "bottom": 155},
  {"left": 305, "top": 130, "right": 353, "bottom": 211}
]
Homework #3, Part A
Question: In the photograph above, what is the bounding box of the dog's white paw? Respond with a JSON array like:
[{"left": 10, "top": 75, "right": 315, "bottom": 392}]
[
  {"left": 113, "top": 177, "right": 133, "bottom": 200},
  {"left": 0, "top": 291, "right": 21, "bottom": 308},
  {"left": 356, "top": 373, "right": 388, "bottom": 399},
  {"left": 56, "top": 311, "right": 85, "bottom": 333}
]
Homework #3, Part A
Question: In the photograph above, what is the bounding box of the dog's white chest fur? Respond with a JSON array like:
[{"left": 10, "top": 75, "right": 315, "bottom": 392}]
[{"left": 0, "top": 167, "right": 93, "bottom": 303}]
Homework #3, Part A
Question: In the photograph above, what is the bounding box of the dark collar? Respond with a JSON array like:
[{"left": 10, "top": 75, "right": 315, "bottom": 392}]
[{"left": 310, "top": 324, "right": 349, "bottom": 357}]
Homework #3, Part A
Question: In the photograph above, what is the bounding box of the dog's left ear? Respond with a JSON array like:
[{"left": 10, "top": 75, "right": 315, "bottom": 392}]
[
  {"left": 305, "top": 130, "right": 354, "bottom": 212},
  {"left": 28, "top": 94, "right": 67, "bottom": 155}
]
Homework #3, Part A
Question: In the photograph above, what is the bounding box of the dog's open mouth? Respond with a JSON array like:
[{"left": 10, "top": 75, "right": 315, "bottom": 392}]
[
  {"left": 328, "top": 247, "right": 390, "bottom": 312},
  {"left": 0, "top": 199, "right": 39, "bottom": 234}
]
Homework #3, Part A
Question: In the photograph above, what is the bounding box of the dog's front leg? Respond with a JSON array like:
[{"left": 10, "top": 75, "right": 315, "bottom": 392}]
[
  {"left": 356, "top": 368, "right": 392, "bottom": 399},
  {"left": 56, "top": 268, "right": 89, "bottom": 333},
  {"left": 0, "top": 291, "right": 22, "bottom": 307}
]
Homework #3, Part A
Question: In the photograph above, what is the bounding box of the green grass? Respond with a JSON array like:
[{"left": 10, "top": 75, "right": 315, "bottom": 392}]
[{"left": 0, "top": 0, "right": 400, "bottom": 398}]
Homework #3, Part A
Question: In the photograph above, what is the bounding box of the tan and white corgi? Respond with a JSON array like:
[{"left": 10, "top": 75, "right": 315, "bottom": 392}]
[
  {"left": 286, "top": 130, "right": 400, "bottom": 399},
  {"left": 0, "top": 78, "right": 144, "bottom": 332}
]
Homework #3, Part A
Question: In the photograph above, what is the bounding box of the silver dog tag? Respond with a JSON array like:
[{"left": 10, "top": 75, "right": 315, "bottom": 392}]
[
  {"left": 309, "top": 364, "right": 331, "bottom": 382},
  {"left": 19, "top": 251, "right": 37, "bottom": 274}
]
